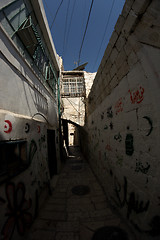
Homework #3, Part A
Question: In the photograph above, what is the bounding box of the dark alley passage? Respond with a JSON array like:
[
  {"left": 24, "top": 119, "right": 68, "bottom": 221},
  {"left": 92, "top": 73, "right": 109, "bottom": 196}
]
[{"left": 26, "top": 146, "right": 134, "bottom": 240}]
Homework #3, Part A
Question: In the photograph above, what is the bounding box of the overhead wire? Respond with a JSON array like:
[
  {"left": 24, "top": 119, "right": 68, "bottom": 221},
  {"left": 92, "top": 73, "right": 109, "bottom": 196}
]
[
  {"left": 92, "top": 0, "right": 116, "bottom": 71},
  {"left": 64, "top": 0, "right": 77, "bottom": 58},
  {"left": 62, "top": 0, "right": 70, "bottom": 57},
  {"left": 77, "top": 0, "right": 95, "bottom": 66},
  {"left": 50, "top": 0, "right": 64, "bottom": 30},
  {"left": 43, "top": 0, "right": 54, "bottom": 20}
]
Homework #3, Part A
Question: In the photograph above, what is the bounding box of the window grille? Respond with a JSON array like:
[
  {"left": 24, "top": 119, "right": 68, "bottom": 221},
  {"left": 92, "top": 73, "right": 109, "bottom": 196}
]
[
  {"left": 0, "top": 1, "right": 58, "bottom": 96},
  {"left": 61, "top": 77, "right": 85, "bottom": 97}
]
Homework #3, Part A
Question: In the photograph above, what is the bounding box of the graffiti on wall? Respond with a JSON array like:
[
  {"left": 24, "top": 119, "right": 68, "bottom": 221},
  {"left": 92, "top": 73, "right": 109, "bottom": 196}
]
[
  {"left": 107, "top": 106, "right": 113, "bottom": 118},
  {"left": 25, "top": 123, "right": 30, "bottom": 133},
  {"left": 135, "top": 161, "right": 150, "bottom": 174},
  {"left": 143, "top": 116, "right": 153, "bottom": 136},
  {"left": 1, "top": 182, "right": 32, "bottom": 239},
  {"left": 114, "top": 133, "right": 122, "bottom": 142},
  {"left": 4, "top": 120, "right": 12, "bottom": 133},
  {"left": 125, "top": 134, "right": 134, "bottom": 156},
  {"left": 115, "top": 98, "right": 123, "bottom": 115},
  {"left": 114, "top": 176, "right": 150, "bottom": 219},
  {"left": 128, "top": 86, "right": 144, "bottom": 104}
]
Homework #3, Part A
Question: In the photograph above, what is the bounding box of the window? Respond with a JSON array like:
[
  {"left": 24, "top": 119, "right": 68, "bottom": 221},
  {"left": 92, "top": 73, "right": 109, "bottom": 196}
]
[
  {"left": 0, "top": 140, "right": 28, "bottom": 183},
  {"left": 62, "top": 77, "right": 85, "bottom": 97},
  {"left": 0, "top": 0, "right": 58, "bottom": 95}
]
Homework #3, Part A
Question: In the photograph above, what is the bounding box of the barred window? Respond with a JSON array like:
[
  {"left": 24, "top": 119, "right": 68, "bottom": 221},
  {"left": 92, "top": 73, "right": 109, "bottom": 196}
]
[
  {"left": 62, "top": 77, "right": 85, "bottom": 97},
  {"left": 0, "top": 0, "right": 58, "bottom": 95}
]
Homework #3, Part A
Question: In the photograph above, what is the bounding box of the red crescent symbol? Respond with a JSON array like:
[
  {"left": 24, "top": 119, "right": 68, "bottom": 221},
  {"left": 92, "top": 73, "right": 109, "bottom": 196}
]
[{"left": 4, "top": 120, "right": 12, "bottom": 133}]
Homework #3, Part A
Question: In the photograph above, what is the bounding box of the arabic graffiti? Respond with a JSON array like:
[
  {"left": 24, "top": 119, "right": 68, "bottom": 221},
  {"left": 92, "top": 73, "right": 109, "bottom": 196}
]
[
  {"left": 128, "top": 86, "right": 144, "bottom": 104},
  {"left": 115, "top": 98, "right": 123, "bottom": 115},
  {"left": 125, "top": 134, "right": 134, "bottom": 156},
  {"left": 114, "top": 176, "right": 150, "bottom": 219},
  {"left": 1, "top": 182, "right": 32, "bottom": 240},
  {"left": 114, "top": 133, "right": 122, "bottom": 142},
  {"left": 107, "top": 106, "right": 113, "bottom": 118},
  {"left": 135, "top": 161, "right": 150, "bottom": 174},
  {"left": 143, "top": 116, "right": 153, "bottom": 136}
]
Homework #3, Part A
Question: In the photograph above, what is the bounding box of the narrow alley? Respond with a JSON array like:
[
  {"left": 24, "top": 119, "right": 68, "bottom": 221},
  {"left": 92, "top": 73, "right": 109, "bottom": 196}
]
[
  {"left": 0, "top": 0, "right": 160, "bottom": 240},
  {"left": 26, "top": 146, "right": 133, "bottom": 240}
]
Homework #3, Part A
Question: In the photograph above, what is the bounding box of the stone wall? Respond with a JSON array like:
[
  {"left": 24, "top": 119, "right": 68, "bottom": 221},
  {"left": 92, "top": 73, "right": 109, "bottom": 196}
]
[{"left": 82, "top": 0, "right": 160, "bottom": 239}]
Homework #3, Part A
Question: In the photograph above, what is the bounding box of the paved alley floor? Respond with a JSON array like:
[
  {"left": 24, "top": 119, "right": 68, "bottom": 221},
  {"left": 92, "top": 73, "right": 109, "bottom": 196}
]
[{"left": 27, "top": 146, "right": 135, "bottom": 240}]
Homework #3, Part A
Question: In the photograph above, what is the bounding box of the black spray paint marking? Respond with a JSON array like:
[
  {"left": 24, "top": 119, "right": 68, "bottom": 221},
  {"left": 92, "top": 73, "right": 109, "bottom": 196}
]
[
  {"left": 114, "top": 133, "right": 122, "bottom": 142},
  {"left": 107, "top": 106, "right": 113, "bottom": 118},
  {"left": 109, "top": 122, "right": 113, "bottom": 130},
  {"left": 143, "top": 116, "right": 153, "bottom": 136},
  {"left": 114, "top": 176, "right": 150, "bottom": 219},
  {"left": 25, "top": 123, "right": 30, "bottom": 133},
  {"left": 125, "top": 134, "right": 134, "bottom": 156},
  {"left": 135, "top": 161, "right": 150, "bottom": 174},
  {"left": 104, "top": 124, "right": 108, "bottom": 130}
]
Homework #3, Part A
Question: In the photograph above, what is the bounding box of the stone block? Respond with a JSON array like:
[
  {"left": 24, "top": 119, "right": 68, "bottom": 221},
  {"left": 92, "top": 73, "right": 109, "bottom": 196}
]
[
  {"left": 132, "top": 0, "right": 151, "bottom": 15},
  {"left": 109, "top": 31, "right": 118, "bottom": 47},
  {"left": 117, "top": 61, "right": 129, "bottom": 82},
  {"left": 136, "top": 25, "right": 160, "bottom": 48},
  {"left": 124, "top": 41, "right": 132, "bottom": 56},
  {"left": 128, "top": 50, "right": 138, "bottom": 68},
  {"left": 105, "top": 58, "right": 112, "bottom": 73},
  {"left": 127, "top": 34, "right": 141, "bottom": 52},
  {"left": 115, "top": 50, "right": 127, "bottom": 70},
  {"left": 110, "top": 64, "right": 117, "bottom": 79},
  {"left": 116, "top": 35, "right": 126, "bottom": 52},
  {"left": 122, "top": 10, "right": 139, "bottom": 37},
  {"left": 110, "top": 75, "right": 118, "bottom": 90},
  {"left": 122, "top": 0, "right": 135, "bottom": 18},
  {"left": 110, "top": 47, "right": 118, "bottom": 64},
  {"left": 145, "top": 0, "right": 160, "bottom": 19},
  {"left": 102, "top": 43, "right": 112, "bottom": 64},
  {"left": 115, "top": 15, "right": 125, "bottom": 35}
]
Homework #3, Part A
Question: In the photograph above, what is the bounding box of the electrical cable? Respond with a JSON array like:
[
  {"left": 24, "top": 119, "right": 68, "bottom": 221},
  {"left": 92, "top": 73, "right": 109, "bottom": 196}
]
[
  {"left": 64, "top": 0, "right": 76, "bottom": 58},
  {"left": 92, "top": 0, "right": 116, "bottom": 71},
  {"left": 77, "top": 0, "right": 95, "bottom": 66},
  {"left": 62, "top": 0, "right": 70, "bottom": 57},
  {"left": 50, "top": 0, "right": 64, "bottom": 30},
  {"left": 43, "top": 0, "right": 53, "bottom": 20}
]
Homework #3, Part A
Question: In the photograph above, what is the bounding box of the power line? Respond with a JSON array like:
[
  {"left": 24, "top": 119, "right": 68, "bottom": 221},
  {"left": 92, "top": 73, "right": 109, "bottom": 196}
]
[
  {"left": 92, "top": 0, "right": 116, "bottom": 71},
  {"left": 50, "top": 0, "right": 64, "bottom": 30},
  {"left": 62, "top": 0, "right": 70, "bottom": 57},
  {"left": 77, "top": 0, "right": 95, "bottom": 66},
  {"left": 43, "top": 0, "right": 54, "bottom": 20},
  {"left": 64, "top": 0, "right": 77, "bottom": 58}
]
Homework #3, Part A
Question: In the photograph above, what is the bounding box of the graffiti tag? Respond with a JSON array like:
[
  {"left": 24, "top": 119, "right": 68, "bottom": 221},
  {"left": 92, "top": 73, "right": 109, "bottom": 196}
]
[
  {"left": 114, "top": 176, "right": 150, "bottom": 219},
  {"left": 115, "top": 98, "right": 123, "bottom": 115},
  {"left": 128, "top": 86, "right": 144, "bottom": 104}
]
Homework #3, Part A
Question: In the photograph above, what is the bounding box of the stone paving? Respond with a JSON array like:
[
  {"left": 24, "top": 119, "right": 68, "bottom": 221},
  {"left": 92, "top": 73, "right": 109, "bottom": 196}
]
[{"left": 26, "top": 146, "right": 135, "bottom": 240}]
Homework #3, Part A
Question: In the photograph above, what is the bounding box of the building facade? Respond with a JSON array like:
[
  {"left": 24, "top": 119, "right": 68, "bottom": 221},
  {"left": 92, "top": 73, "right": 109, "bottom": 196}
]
[{"left": 0, "top": 0, "right": 61, "bottom": 238}]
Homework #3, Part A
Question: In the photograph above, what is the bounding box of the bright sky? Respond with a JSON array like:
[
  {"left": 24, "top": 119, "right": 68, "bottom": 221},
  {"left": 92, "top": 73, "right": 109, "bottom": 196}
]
[{"left": 43, "top": 0, "right": 125, "bottom": 73}]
